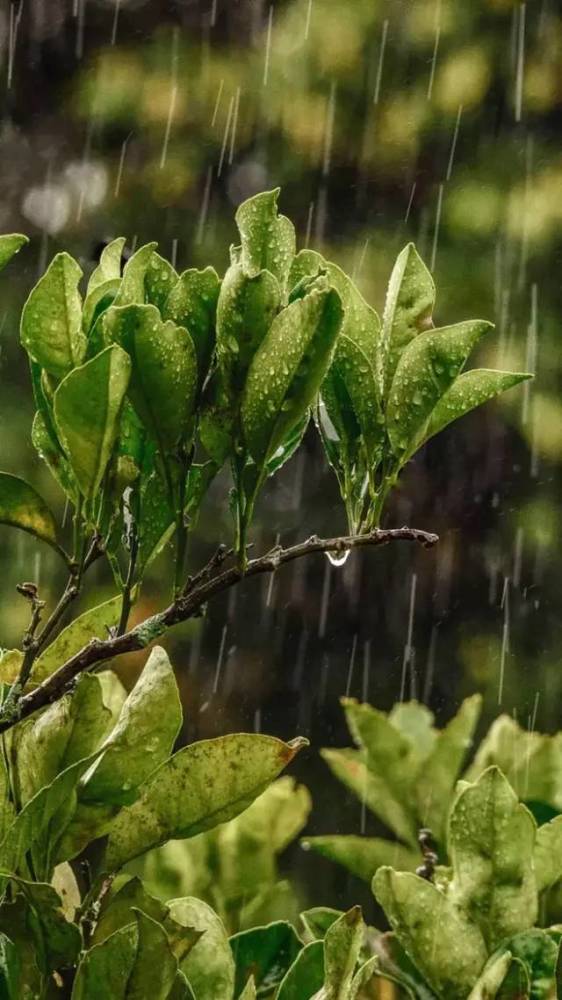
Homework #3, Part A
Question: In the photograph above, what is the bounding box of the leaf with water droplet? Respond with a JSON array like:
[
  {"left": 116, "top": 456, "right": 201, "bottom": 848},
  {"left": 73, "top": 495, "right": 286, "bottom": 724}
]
[
  {"left": 235, "top": 188, "right": 296, "bottom": 296},
  {"left": 104, "top": 303, "right": 197, "bottom": 452},
  {"left": 53, "top": 344, "right": 131, "bottom": 500},
  {"left": 216, "top": 262, "right": 280, "bottom": 391},
  {"left": 0, "top": 472, "right": 60, "bottom": 554},
  {"left": 21, "top": 252, "right": 86, "bottom": 378},
  {"left": 163, "top": 266, "right": 220, "bottom": 386},
  {"left": 144, "top": 250, "right": 178, "bottom": 313},
  {"left": 266, "top": 412, "right": 309, "bottom": 478},
  {"left": 381, "top": 243, "right": 435, "bottom": 393},
  {"left": 420, "top": 368, "right": 533, "bottom": 446},
  {"left": 387, "top": 319, "right": 492, "bottom": 459},
  {"left": 82, "top": 276, "right": 121, "bottom": 338},
  {"left": 87, "top": 237, "right": 126, "bottom": 295},
  {"left": 324, "top": 334, "right": 384, "bottom": 468},
  {"left": 112, "top": 242, "right": 158, "bottom": 307},
  {"left": 31, "top": 411, "right": 77, "bottom": 503},
  {"left": 33, "top": 595, "right": 123, "bottom": 683},
  {"left": 0, "top": 233, "right": 28, "bottom": 273},
  {"left": 241, "top": 285, "right": 343, "bottom": 467},
  {"left": 448, "top": 766, "right": 538, "bottom": 951}
]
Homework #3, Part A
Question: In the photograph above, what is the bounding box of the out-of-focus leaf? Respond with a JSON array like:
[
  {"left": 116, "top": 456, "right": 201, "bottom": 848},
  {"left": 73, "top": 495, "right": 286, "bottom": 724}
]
[
  {"left": 467, "top": 952, "right": 516, "bottom": 999},
  {"left": 241, "top": 283, "right": 342, "bottom": 467},
  {"left": 448, "top": 767, "right": 537, "bottom": 951},
  {"left": 168, "top": 897, "right": 234, "bottom": 1000},
  {"left": 371, "top": 932, "right": 436, "bottom": 1000},
  {"left": 277, "top": 940, "right": 324, "bottom": 1000},
  {"left": 373, "top": 868, "right": 487, "bottom": 999},
  {"left": 414, "top": 694, "right": 482, "bottom": 838},
  {"left": 495, "top": 957, "right": 531, "bottom": 999},
  {"left": 112, "top": 242, "right": 157, "bottom": 307},
  {"left": 300, "top": 909, "right": 342, "bottom": 943},
  {"left": 216, "top": 263, "right": 280, "bottom": 391},
  {"left": 105, "top": 304, "right": 197, "bottom": 451},
  {"left": 235, "top": 189, "right": 296, "bottom": 294},
  {"left": 388, "top": 702, "right": 437, "bottom": 761},
  {"left": 465, "top": 716, "right": 562, "bottom": 810},
  {"left": 0, "top": 933, "right": 21, "bottom": 999},
  {"left": 422, "top": 369, "right": 533, "bottom": 444},
  {"left": 0, "top": 472, "right": 59, "bottom": 551},
  {"left": 87, "top": 237, "right": 126, "bottom": 294},
  {"left": 80, "top": 646, "right": 182, "bottom": 807},
  {"left": 104, "top": 734, "right": 307, "bottom": 870},
  {"left": 386, "top": 320, "right": 492, "bottom": 458},
  {"left": 34, "top": 596, "right": 122, "bottom": 682},
  {"left": 342, "top": 698, "right": 417, "bottom": 806},
  {"left": 230, "top": 920, "right": 302, "bottom": 997},
  {"left": 0, "top": 650, "right": 22, "bottom": 685},
  {"left": 502, "top": 929, "right": 559, "bottom": 997},
  {"left": 534, "top": 816, "right": 562, "bottom": 892},
  {"left": 0, "top": 875, "right": 81, "bottom": 972},
  {"left": 320, "top": 748, "right": 416, "bottom": 845},
  {"left": 163, "top": 266, "right": 220, "bottom": 383},
  {"left": 0, "top": 234, "right": 28, "bottom": 272},
  {"left": 144, "top": 251, "right": 178, "bottom": 312},
  {"left": 321, "top": 906, "right": 364, "bottom": 999},
  {"left": 13, "top": 674, "right": 111, "bottom": 805},
  {"left": 303, "top": 835, "right": 419, "bottom": 883},
  {"left": 349, "top": 956, "right": 416, "bottom": 1000},
  {"left": 53, "top": 344, "right": 131, "bottom": 500},
  {"left": 381, "top": 243, "right": 435, "bottom": 393},
  {"left": 21, "top": 252, "right": 86, "bottom": 377}
]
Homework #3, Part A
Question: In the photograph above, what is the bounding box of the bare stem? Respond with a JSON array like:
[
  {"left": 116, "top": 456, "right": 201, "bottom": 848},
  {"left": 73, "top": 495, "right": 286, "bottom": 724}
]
[{"left": 0, "top": 525, "right": 438, "bottom": 733}]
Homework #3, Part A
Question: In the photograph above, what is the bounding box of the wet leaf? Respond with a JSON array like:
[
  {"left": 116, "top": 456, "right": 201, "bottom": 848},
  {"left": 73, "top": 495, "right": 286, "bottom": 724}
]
[
  {"left": 92, "top": 878, "right": 200, "bottom": 963},
  {"left": 87, "top": 237, "right": 126, "bottom": 294},
  {"left": 465, "top": 716, "right": 562, "bottom": 809},
  {"left": 342, "top": 698, "right": 417, "bottom": 806},
  {"left": 303, "top": 835, "right": 419, "bottom": 883},
  {"left": 31, "top": 410, "right": 78, "bottom": 502},
  {"left": 0, "top": 933, "right": 21, "bottom": 999},
  {"left": 163, "top": 266, "right": 220, "bottom": 383},
  {"left": 53, "top": 344, "right": 131, "bottom": 500},
  {"left": 198, "top": 370, "right": 236, "bottom": 466},
  {"left": 265, "top": 412, "right": 309, "bottom": 477},
  {"left": 0, "top": 472, "right": 59, "bottom": 551},
  {"left": 0, "top": 233, "right": 28, "bottom": 273},
  {"left": 241, "top": 284, "right": 343, "bottom": 467},
  {"left": 21, "top": 252, "right": 86, "bottom": 377},
  {"left": 373, "top": 867, "right": 488, "bottom": 999},
  {"left": 321, "top": 906, "right": 364, "bottom": 999},
  {"left": 534, "top": 816, "right": 562, "bottom": 892},
  {"left": 381, "top": 243, "right": 435, "bottom": 393},
  {"left": 448, "top": 767, "right": 537, "bottom": 950},
  {"left": 104, "top": 734, "right": 307, "bottom": 869},
  {"left": 0, "top": 874, "right": 81, "bottom": 972},
  {"left": 34, "top": 595, "right": 123, "bottom": 682},
  {"left": 105, "top": 304, "right": 197, "bottom": 451},
  {"left": 320, "top": 747, "right": 415, "bottom": 844},
  {"left": 502, "top": 928, "right": 559, "bottom": 997},
  {"left": 277, "top": 940, "right": 324, "bottom": 1000},
  {"left": 386, "top": 320, "right": 492, "bottom": 458},
  {"left": 83, "top": 277, "right": 121, "bottom": 336},
  {"left": 230, "top": 920, "right": 302, "bottom": 997},
  {"left": 422, "top": 369, "right": 533, "bottom": 445},
  {"left": 80, "top": 646, "right": 182, "bottom": 807},
  {"left": 467, "top": 952, "right": 515, "bottom": 999},
  {"left": 144, "top": 251, "right": 178, "bottom": 312},
  {"left": 216, "top": 262, "right": 280, "bottom": 391},
  {"left": 300, "top": 909, "right": 342, "bottom": 943},
  {"left": 112, "top": 242, "right": 158, "bottom": 307},
  {"left": 235, "top": 188, "right": 296, "bottom": 295},
  {"left": 168, "top": 897, "right": 234, "bottom": 1000},
  {"left": 137, "top": 470, "right": 175, "bottom": 572},
  {"left": 415, "top": 694, "right": 482, "bottom": 839}
]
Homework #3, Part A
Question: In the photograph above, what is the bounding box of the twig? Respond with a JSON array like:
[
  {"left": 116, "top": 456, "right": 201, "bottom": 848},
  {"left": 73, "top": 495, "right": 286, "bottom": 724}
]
[
  {"left": 16, "top": 583, "right": 45, "bottom": 690},
  {"left": 0, "top": 526, "right": 438, "bottom": 732}
]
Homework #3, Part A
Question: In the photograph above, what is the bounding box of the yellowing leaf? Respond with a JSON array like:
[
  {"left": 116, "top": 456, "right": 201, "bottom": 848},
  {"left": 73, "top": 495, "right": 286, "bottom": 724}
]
[{"left": 0, "top": 472, "right": 59, "bottom": 551}]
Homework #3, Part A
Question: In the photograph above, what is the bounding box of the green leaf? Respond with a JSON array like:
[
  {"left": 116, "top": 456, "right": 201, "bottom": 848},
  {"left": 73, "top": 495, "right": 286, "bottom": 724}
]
[
  {"left": 12, "top": 674, "right": 112, "bottom": 806},
  {"left": 0, "top": 875, "right": 81, "bottom": 972},
  {"left": 168, "top": 897, "right": 235, "bottom": 1000},
  {"left": 349, "top": 955, "right": 416, "bottom": 1000},
  {"left": 321, "top": 906, "right": 364, "bottom": 999},
  {"left": 496, "top": 957, "right": 531, "bottom": 999},
  {"left": 32, "top": 411, "right": 78, "bottom": 502},
  {"left": 81, "top": 646, "right": 182, "bottom": 807},
  {"left": 381, "top": 243, "right": 435, "bottom": 393},
  {"left": 87, "top": 237, "right": 126, "bottom": 294},
  {"left": 239, "top": 977, "right": 257, "bottom": 999},
  {"left": 414, "top": 694, "right": 482, "bottom": 840},
  {"left": 230, "top": 921, "right": 302, "bottom": 997},
  {"left": 145, "top": 251, "right": 178, "bottom": 312},
  {"left": 422, "top": 369, "right": 533, "bottom": 444},
  {"left": 265, "top": 412, "right": 309, "bottom": 477},
  {"left": 83, "top": 277, "right": 121, "bottom": 336},
  {"left": 216, "top": 263, "right": 280, "bottom": 391},
  {"left": 112, "top": 242, "right": 158, "bottom": 307},
  {"left": 467, "top": 952, "right": 516, "bottom": 1000},
  {"left": 104, "top": 304, "right": 197, "bottom": 451},
  {"left": 0, "top": 233, "right": 28, "bottom": 273},
  {"left": 92, "top": 877, "right": 169, "bottom": 947},
  {"left": 137, "top": 470, "right": 175, "bottom": 573},
  {"left": 199, "top": 371, "right": 236, "bottom": 466},
  {"left": 53, "top": 344, "right": 131, "bottom": 500},
  {"left": 0, "top": 933, "right": 21, "bottom": 999},
  {"left": 276, "top": 940, "right": 324, "bottom": 1000},
  {"left": 163, "top": 267, "right": 220, "bottom": 383},
  {"left": 235, "top": 189, "right": 296, "bottom": 294},
  {"left": 499, "top": 929, "right": 559, "bottom": 998},
  {"left": 300, "top": 908, "right": 342, "bottom": 943},
  {"left": 323, "top": 334, "right": 384, "bottom": 467},
  {"left": 534, "top": 816, "right": 562, "bottom": 892},
  {"left": 388, "top": 701, "right": 437, "bottom": 761},
  {"left": 373, "top": 867, "right": 488, "bottom": 999},
  {"left": 320, "top": 748, "right": 415, "bottom": 845},
  {"left": 21, "top": 252, "right": 86, "bottom": 377},
  {"left": 104, "top": 734, "right": 307, "bottom": 870},
  {"left": 448, "top": 767, "right": 537, "bottom": 951},
  {"left": 465, "top": 715, "right": 562, "bottom": 809},
  {"left": 34, "top": 595, "right": 123, "bottom": 682},
  {"left": 241, "top": 283, "right": 343, "bottom": 467},
  {"left": 342, "top": 698, "right": 418, "bottom": 808},
  {"left": 386, "top": 320, "right": 492, "bottom": 458},
  {"left": 303, "top": 835, "right": 419, "bottom": 883},
  {"left": 72, "top": 909, "right": 179, "bottom": 1000},
  {"left": 0, "top": 471, "right": 60, "bottom": 552}
]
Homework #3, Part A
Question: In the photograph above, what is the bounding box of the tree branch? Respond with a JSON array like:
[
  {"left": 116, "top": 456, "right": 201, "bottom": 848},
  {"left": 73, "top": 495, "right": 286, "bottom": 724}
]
[{"left": 0, "top": 526, "right": 437, "bottom": 733}]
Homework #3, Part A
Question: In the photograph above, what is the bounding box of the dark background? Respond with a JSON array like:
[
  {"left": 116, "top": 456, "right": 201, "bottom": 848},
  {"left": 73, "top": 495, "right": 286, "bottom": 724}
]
[{"left": 0, "top": 0, "right": 561, "bottom": 917}]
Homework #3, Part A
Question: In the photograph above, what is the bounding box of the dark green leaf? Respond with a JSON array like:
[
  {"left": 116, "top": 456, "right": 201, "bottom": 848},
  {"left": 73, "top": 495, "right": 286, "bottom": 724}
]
[
  {"left": 0, "top": 874, "right": 81, "bottom": 972},
  {"left": 235, "top": 189, "right": 296, "bottom": 294},
  {"left": 145, "top": 251, "right": 178, "bottom": 312},
  {"left": 276, "top": 940, "right": 324, "bottom": 1000},
  {"left": 112, "top": 242, "right": 158, "bottom": 307},
  {"left": 0, "top": 933, "right": 21, "bottom": 999},
  {"left": 381, "top": 243, "right": 435, "bottom": 393},
  {"left": 163, "top": 266, "right": 220, "bottom": 383},
  {"left": 230, "top": 921, "right": 302, "bottom": 997},
  {"left": 216, "top": 262, "right": 280, "bottom": 391},
  {"left": 21, "top": 252, "right": 86, "bottom": 377},
  {"left": 83, "top": 277, "right": 121, "bottom": 336}
]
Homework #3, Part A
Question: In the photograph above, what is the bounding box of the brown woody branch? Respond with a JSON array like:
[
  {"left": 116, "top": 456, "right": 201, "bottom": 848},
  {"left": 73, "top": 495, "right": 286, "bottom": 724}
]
[{"left": 0, "top": 526, "right": 437, "bottom": 733}]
